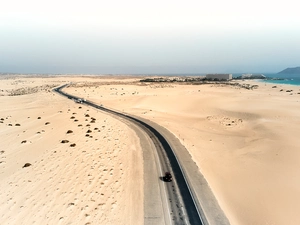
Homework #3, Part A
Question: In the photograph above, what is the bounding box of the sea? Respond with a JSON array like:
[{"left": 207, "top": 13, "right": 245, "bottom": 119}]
[
  {"left": 236, "top": 73, "right": 300, "bottom": 86},
  {"left": 258, "top": 73, "right": 300, "bottom": 86}
]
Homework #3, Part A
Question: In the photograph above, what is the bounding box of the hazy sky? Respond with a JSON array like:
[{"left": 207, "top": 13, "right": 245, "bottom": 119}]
[{"left": 1, "top": 0, "right": 300, "bottom": 74}]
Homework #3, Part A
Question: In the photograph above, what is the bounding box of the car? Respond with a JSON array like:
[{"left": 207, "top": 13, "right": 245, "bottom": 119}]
[
  {"left": 75, "top": 99, "right": 83, "bottom": 103},
  {"left": 163, "top": 172, "right": 172, "bottom": 182}
]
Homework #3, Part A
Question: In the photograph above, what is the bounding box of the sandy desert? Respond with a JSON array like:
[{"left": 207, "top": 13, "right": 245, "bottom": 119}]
[{"left": 1, "top": 75, "right": 300, "bottom": 225}]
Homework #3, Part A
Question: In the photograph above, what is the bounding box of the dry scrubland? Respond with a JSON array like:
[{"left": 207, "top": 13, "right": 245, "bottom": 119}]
[
  {"left": 1, "top": 75, "right": 300, "bottom": 225},
  {"left": 0, "top": 76, "right": 143, "bottom": 225},
  {"left": 66, "top": 78, "right": 300, "bottom": 225}
]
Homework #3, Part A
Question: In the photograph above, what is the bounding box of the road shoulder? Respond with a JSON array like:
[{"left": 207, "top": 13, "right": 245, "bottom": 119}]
[{"left": 135, "top": 116, "right": 230, "bottom": 225}]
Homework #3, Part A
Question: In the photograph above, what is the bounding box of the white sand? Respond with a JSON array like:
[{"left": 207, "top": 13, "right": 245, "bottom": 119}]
[
  {"left": 0, "top": 76, "right": 143, "bottom": 225},
  {"left": 2, "top": 75, "right": 300, "bottom": 225},
  {"left": 66, "top": 78, "right": 300, "bottom": 225}
]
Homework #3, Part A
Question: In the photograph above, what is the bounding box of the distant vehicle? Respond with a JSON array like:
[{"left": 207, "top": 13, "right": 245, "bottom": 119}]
[
  {"left": 163, "top": 172, "right": 172, "bottom": 182},
  {"left": 75, "top": 99, "right": 83, "bottom": 103}
]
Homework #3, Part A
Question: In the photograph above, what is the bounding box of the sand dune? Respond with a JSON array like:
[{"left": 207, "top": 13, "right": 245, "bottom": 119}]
[
  {"left": 1, "top": 75, "right": 300, "bottom": 225},
  {"left": 66, "top": 78, "right": 300, "bottom": 225},
  {"left": 0, "top": 76, "right": 143, "bottom": 225}
]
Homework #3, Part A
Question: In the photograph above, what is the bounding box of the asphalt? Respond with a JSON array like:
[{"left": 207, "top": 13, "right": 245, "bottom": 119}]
[
  {"left": 54, "top": 84, "right": 230, "bottom": 225},
  {"left": 137, "top": 118, "right": 230, "bottom": 225}
]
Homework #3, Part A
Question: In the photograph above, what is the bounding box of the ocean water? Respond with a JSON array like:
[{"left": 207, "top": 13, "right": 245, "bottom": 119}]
[
  {"left": 260, "top": 73, "right": 300, "bottom": 86},
  {"left": 231, "top": 73, "right": 300, "bottom": 86},
  {"left": 261, "top": 78, "right": 300, "bottom": 86}
]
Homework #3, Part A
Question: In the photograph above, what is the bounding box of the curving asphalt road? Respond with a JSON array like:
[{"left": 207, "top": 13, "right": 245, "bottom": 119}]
[{"left": 54, "top": 84, "right": 229, "bottom": 225}]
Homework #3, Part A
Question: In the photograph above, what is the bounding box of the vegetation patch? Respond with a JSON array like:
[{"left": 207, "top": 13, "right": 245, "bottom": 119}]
[{"left": 23, "top": 163, "right": 32, "bottom": 168}]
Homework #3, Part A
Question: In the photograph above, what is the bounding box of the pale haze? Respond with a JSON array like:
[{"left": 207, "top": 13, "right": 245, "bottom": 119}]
[{"left": 1, "top": 0, "right": 300, "bottom": 74}]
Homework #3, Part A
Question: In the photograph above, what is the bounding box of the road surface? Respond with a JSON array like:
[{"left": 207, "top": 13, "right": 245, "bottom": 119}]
[{"left": 54, "top": 84, "right": 229, "bottom": 225}]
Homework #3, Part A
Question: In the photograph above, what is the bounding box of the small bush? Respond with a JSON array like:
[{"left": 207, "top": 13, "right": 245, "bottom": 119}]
[{"left": 23, "top": 163, "right": 31, "bottom": 168}]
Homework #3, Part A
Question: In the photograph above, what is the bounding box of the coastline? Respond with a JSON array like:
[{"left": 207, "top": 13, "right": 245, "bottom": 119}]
[{"left": 260, "top": 78, "right": 300, "bottom": 86}]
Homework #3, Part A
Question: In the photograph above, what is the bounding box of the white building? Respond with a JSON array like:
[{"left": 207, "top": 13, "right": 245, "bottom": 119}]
[{"left": 206, "top": 74, "right": 233, "bottom": 81}]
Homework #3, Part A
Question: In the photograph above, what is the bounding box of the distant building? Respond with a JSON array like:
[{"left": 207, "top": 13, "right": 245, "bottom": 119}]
[{"left": 206, "top": 74, "right": 232, "bottom": 81}]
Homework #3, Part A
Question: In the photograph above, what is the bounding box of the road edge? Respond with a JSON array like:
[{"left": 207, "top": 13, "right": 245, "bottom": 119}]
[{"left": 133, "top": 116, "right": 230, "bottom": 225}]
